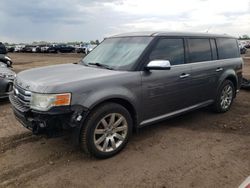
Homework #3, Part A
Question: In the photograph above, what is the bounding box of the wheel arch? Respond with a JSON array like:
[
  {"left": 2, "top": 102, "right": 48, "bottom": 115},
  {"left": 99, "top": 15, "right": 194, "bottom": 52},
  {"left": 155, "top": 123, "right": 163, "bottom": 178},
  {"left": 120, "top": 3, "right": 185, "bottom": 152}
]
[
  {"left": 225, "top": 75, "right": 237, "bottom": 93},
  {"left": 217, "top": 70, "right": 238, "bottom": 97},
  {"left": 86, "top": 97, "right": 138, "bottom": 132}
]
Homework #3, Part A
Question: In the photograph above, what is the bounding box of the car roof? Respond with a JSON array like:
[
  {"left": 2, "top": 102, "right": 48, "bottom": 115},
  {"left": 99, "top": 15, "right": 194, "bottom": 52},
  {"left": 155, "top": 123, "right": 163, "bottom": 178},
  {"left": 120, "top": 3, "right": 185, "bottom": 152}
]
[{"left": 110, "top": 31, "right": 236, "bottom": 39}]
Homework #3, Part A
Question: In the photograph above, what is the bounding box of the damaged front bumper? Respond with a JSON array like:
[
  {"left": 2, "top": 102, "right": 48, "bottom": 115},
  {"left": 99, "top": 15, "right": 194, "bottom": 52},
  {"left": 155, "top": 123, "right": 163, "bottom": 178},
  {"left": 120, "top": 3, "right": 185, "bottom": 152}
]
[{"left": 9, "top": 93, "right": 88, "bottom": 136}]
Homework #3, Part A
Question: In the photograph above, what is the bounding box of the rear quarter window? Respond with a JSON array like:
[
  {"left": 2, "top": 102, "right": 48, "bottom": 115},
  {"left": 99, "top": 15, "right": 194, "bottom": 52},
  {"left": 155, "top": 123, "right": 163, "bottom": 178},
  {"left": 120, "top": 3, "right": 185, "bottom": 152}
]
[{"left": 216, "top": 38, "right": 240, "bottom": 59}]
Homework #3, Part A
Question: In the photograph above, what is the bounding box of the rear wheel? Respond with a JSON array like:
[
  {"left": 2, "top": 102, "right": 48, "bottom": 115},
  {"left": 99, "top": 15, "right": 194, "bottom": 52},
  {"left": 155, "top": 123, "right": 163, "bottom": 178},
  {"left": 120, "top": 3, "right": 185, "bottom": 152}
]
[
  {"left": 213, "top": 80, "right": 235, "bottom": 113},
  {"left": 80, "top": 103, "right": 132, "bottom": 158}
]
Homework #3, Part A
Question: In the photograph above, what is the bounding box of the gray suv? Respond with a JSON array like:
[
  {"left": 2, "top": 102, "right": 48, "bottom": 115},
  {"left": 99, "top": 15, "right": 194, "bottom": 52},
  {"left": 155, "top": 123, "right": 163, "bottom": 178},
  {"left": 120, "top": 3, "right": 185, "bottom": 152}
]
[{"left": 10, "top": 32, "right": 243, "bottom": 158}]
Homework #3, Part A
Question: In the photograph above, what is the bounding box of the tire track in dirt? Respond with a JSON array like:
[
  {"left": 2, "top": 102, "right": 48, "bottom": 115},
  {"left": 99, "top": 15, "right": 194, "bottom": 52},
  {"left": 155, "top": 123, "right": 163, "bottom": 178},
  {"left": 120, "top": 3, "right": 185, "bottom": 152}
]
[
  {"left": 0, "top": 151, "right": 79, "bottom": 188},
  {"left": 0, "top": 136, "right": 80, "bottom": 188},
  {"left": 0, "top": 133, "right": 41, "bottom": 154}
]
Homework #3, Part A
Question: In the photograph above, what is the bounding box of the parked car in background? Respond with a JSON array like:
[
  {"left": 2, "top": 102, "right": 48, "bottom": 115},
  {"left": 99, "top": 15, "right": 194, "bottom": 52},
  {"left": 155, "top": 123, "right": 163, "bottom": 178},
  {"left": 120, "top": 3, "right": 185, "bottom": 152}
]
[
  {"left": 239, "top": 44, "right": 247, "bottom": 54},
  {"left": 22, "top": 45, "right": 34, "bottom": 53},
  {"left": 0, "top": 62, "right": 15, "bottom": 98},
  {"left": 22, "top": 45, "right": 41, "bottom": 53},
  {"left": 47, "top": 45, "right": 58, "bottom": 53},
  {"left": 14, "top": 45, "right": 25, "bottom": 52},
  {"left": 40, "top": 45, "right": 50, "bottom": 53},
  {"left": 76, "top": 44, "right": 97, "bottom": 54},
  {"left": 32, "top": 46, "right": 40, "bottom": 53},
  {"left": 35, "top": 46, "right": 42, "bottom": 53},
  {"left": 240, "top": 46, "right": 247, "bottom": 54},
  {"left": 0, "top": 42, "right": 7, "bottom": 54},
  {"left": 7, "top": 46, "right": 15, "bottom": 53},
  {"left": 0, "top": 43, "right": 13, "bottom": 67},
  {"left": 76, "top": 44, "right": 87, "bottom": 53},
  {"left": 85, "top": 44, "right": 97, "bottom": 54},
  {"left": 57, "top": 44, "right": 75, "bottom": 53},
  {"left": 10, "top": 32, "right": 243, "bottom": 158},
  {"left": 245, "top": 42, "right": 250, "bottom": 48}
]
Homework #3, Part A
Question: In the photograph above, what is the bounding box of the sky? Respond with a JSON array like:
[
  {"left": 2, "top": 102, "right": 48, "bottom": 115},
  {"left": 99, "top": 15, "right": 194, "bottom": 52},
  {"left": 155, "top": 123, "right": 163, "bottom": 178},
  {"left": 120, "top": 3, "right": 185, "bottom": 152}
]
[{"left": 0, "top": 0, "right": 249, "bottom": 43}]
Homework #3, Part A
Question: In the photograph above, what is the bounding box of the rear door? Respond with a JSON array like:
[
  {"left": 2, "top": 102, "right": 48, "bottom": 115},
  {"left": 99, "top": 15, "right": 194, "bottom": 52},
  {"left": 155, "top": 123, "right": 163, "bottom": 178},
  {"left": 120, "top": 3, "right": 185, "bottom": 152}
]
[
  {"left": 141, "top": 38, "right": 193, "bottom": 121},
  {"left": 187, "top": 38, "right": 222, "bottom": 104}
]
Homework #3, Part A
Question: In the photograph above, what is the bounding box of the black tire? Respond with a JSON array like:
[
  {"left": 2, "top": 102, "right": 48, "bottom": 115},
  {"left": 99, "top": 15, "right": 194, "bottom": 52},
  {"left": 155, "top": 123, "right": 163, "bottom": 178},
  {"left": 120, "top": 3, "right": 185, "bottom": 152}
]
[
  {"left": 80, "top": 103, "right": 133, "bottom": 159},
  {"left": 213, "top": 80, "right": 235, "bottom": 113}
]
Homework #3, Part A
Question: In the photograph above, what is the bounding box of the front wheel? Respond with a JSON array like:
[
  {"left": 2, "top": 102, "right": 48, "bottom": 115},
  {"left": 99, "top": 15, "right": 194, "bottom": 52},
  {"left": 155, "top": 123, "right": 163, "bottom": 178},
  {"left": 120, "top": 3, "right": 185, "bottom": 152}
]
[
  {"left": 213, "top": 80, "right": 235, "bottom": 113},
  {"left": 80, "top": 103, "right": 132, "bottom": 158}
]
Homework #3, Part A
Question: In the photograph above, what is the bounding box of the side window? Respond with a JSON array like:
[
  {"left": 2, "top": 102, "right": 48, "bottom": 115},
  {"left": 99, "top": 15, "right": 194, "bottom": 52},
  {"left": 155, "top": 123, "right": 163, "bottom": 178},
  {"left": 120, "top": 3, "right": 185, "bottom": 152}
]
[
  {"left": 187, "top": 39, "right": 212, "bottom": 63},
  {"left": 149, "top": 38, "right": 185, "bottom": 66},
  {"left": 216, "top": 38, "right": 240, "bottom": 59},
  {"left": 210, "top": 39, "right": 218, "bottom": 60}
]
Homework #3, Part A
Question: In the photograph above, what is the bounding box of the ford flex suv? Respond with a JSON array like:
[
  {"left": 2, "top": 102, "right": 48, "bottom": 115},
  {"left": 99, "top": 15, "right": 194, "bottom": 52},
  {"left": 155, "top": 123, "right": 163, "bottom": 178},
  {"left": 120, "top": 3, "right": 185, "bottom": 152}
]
[{"left": 10, "top": 32, "right": 243, "bottom": 158}]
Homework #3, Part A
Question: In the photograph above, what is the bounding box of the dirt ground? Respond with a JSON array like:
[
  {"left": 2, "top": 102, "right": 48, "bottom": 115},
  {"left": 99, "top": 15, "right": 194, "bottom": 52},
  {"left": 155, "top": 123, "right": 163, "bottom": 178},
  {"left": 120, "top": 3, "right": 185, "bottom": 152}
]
[{"left": 0, "top": 52, "right": 250, "bottom": 188}]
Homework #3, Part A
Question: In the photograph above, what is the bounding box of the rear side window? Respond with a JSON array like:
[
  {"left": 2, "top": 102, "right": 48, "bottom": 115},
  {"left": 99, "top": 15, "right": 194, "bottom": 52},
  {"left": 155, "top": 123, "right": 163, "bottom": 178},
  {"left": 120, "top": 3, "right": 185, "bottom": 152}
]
[
  {"left": 149, "top": 38, "right": 185, "bottom": 65},
  {"left": 216, "top": 38, "right": 240, "bottom": 59},
  {"left": 187, "top": 39, "right": 212, "bottom": 63}
]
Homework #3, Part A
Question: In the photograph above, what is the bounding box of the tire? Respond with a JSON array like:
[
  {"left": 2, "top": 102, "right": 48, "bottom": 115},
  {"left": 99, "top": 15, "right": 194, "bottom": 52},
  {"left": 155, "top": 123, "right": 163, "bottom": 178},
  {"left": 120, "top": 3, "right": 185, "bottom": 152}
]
[
  {"left": 80, "top": 103, "right": 133, "bottom": 159},
  {"left": 213, "top": 80, "right": 235, "bottom": 113}
]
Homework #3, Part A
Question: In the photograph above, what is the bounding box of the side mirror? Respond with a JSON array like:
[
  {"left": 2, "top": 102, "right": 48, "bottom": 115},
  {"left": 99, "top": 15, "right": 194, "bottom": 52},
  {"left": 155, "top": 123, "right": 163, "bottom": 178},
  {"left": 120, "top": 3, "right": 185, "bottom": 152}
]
[{"left": 145, "top": 60, "right": 171, "bottom": 70}]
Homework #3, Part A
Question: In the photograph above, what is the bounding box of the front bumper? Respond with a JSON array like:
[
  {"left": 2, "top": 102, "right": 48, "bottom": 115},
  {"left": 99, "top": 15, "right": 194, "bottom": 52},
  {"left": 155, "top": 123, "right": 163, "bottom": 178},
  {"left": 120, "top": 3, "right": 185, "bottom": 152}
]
[
  {"left": 9, "top": 93, "right": 87, "bottom": 136},
  {"left": 12, "top": 107, "right": 72, "bottom": 135}
]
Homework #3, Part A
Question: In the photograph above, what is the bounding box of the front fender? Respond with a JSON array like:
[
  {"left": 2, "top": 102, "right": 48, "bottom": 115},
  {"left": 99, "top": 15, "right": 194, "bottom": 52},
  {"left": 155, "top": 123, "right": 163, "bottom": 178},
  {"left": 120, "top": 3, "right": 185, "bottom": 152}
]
[
  {"left": 70, "top": 87, "right": 140, "bottom": 144},
  {"left": 80, "top": 87, "right": 138, "bottom": 110}
]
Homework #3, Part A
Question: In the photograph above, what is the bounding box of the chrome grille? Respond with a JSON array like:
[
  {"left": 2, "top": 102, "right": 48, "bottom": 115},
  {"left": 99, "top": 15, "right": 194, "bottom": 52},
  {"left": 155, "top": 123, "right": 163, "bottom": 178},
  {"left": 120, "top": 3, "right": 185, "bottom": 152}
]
[{"left": 10, "top": 84, "right": 32, "bottom": 112}]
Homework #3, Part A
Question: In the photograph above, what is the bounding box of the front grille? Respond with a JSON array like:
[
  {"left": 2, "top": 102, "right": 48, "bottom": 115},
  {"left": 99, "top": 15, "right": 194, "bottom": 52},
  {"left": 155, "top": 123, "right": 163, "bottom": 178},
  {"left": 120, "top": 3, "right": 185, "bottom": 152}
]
[
  {"left": 6, "top": 74, "right": 15, "bottom": 80},
  {"left": 10, "top": 84, "right": 32, "bottom": 112}
]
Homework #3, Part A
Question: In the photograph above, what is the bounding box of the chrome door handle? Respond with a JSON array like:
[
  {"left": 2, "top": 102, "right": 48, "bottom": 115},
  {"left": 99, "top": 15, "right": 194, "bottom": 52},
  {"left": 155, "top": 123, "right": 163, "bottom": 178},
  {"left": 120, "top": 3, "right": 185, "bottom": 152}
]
[
  {"left": 179, "top": 73, "right": 190, "bottom": 78},
  {"left": 216, "top": 68, "right": 223, "bottom": 72}
]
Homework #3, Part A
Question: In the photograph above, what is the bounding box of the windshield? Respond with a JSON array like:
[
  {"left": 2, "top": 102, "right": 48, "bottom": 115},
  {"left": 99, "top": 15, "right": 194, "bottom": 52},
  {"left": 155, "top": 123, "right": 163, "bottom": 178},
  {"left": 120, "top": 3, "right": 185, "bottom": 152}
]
[{"left": 81, "top": 37, "right": 153, "bottom": 70}]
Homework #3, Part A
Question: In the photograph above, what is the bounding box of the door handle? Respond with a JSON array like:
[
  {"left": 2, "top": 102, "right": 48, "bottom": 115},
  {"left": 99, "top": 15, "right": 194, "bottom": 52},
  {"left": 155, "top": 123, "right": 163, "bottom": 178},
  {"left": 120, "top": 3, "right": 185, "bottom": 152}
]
[
  {"left": 179, "top": 73, "right": 190, "bottom": 79},
  {"left": 216, "top": 68, "right": 223, "bottom": 72}
]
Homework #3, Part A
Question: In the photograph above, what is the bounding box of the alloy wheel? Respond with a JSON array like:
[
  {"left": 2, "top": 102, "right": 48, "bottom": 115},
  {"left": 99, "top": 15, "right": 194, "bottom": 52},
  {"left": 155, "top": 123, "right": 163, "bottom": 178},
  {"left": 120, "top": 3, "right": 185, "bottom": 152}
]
[
  {"left": 220, "top": 84, "right": 233, "bottom": 110},
  {"left": 94, "top": 113, "right": 128, "bottom": 152}
]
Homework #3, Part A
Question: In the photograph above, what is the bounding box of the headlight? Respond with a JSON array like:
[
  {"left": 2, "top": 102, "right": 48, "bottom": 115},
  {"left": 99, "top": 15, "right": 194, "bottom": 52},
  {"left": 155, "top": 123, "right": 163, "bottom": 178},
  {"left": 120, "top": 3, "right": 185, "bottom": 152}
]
[
  {"left": 4, "top": 56, "right": 11, "bottom": 61},
  {"left": 30, "top": 93, "right": 71, "bottom": 111}
]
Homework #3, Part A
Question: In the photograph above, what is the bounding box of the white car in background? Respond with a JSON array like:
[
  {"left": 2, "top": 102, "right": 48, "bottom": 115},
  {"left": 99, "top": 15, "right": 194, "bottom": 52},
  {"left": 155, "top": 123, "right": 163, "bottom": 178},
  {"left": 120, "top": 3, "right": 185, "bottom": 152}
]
[
  {"left": 14, "top": 45, "right": 25, "bottom": 52},
  {"left": 85, "top": 44, "right": 97, "bottom": 54},
  {"left": 40, "top": 45, "right": 50, "bottom": 53}
]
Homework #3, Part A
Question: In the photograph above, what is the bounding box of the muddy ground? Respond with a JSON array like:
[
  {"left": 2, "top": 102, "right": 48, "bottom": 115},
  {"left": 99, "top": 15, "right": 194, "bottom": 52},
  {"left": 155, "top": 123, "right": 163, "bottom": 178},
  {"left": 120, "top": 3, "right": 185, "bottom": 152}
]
[{"left": 0, "top": 52, "right": 250, "bottom": 188}]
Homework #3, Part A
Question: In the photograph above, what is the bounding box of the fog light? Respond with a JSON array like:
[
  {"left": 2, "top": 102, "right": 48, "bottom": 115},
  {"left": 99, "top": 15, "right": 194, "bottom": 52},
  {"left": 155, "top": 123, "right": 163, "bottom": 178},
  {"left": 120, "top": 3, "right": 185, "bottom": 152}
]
[
  {"left": 39, "top": 122, "right": 46, "bottom": 128},
  {"left": 76, "top": 115, "right": 82, "bottom": 122}
]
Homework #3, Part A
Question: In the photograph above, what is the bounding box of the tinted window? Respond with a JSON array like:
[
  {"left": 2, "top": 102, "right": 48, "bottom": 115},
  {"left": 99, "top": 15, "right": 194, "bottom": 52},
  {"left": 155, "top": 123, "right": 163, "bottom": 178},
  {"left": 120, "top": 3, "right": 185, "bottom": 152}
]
[
  {"left": 216, "top": 38, "right": 240, "bottom": 59},
  {"left": 188, "top": 39, "right": 212, "bottom": 63},
  {"left": 149, "top": 38, "right": 185, "bottom": 65}
]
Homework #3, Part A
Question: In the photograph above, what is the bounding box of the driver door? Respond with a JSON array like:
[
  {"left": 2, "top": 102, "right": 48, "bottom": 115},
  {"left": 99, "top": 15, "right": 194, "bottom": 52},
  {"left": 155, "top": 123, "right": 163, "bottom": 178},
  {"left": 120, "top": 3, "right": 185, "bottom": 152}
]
[{"left": 141, "top": 38, "right": 193, "bottom": 122}]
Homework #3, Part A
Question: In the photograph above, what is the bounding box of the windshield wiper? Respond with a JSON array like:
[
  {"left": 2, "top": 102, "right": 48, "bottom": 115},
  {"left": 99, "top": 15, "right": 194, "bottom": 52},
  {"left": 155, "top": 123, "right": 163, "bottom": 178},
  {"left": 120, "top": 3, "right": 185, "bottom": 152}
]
[{"left": 88, "top": 62, "right": 113, "bottom": 70}]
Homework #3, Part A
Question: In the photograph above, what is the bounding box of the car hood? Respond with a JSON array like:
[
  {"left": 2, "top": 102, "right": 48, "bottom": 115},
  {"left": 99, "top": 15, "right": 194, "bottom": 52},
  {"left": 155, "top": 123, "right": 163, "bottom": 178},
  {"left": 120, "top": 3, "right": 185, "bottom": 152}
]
[{"left": 15, "top": 63, "right": 125, "bottom": 93}]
